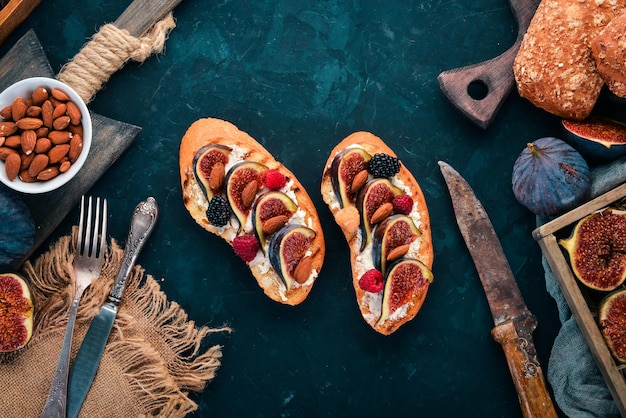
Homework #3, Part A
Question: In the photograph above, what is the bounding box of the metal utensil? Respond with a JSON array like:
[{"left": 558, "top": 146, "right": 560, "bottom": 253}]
[
  {"left": 66, "top": 197, "right": 158, "bottom": 418},
  {"left": 437, "top": 0, "right": 539, "bottom": 129},
  {"left": 439, "top": 161, "right": 557, "bottom": 418},
  {"left": 41, "top": 196, "right": 107, "bottom": 418}
]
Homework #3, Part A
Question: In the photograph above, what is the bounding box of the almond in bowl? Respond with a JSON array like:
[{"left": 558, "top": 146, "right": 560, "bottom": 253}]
[{"left": 0, "top": 77, "right": 91, "bottom": 194}]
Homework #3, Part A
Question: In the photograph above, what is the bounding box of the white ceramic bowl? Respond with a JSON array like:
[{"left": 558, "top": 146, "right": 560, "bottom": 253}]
[{"left": 0, "top": 77, "right": 92, "bottom": 194}]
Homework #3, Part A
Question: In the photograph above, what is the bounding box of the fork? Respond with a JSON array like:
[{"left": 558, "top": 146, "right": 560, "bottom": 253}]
[{"left": 41, "top": 196, "right": 107, "bottom": 418}]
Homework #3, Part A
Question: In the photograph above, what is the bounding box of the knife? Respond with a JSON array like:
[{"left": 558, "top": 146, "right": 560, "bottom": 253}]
[
  {"left": 438, "top": 161, "right": 557, "bottom": 418},
  {"left": 66, "top": 197, "right": 159, "bottom": 418}
]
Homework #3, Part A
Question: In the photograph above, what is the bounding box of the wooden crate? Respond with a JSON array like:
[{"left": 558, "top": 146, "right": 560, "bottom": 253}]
[
  {"left": 533, "top": 182, "right": 626, "bottom": 415},
  {"left": 0, "top": 0, "right": 41, "bottom": 47}
]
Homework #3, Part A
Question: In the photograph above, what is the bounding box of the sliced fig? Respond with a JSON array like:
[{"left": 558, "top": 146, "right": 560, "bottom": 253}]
[
  {"left": 356, "top": 178, "right": 402, "bottom": 251},
  {"left": 252, "top": 191, "right": 297, "bottom": 252},
  {"left": 599, "top": 289, "right": 626, "bottom": 363},
  {"left": 376, "top": 258, "right": 433, "bottom": 327},
  {"left": 563, "top": 117, "right": 626, "bottom": 162},
  {"left": 225, "top": 161, "right": 268, "bottom": 231},
  {"left": 269, "top": 225, "right": 316, "bottom": 290},
  {"left": 0, "top": 273, "right": 33, "bottom": 353},
  {"left": 330, "top": 147, "right": 372, "bottom": 208},
  {"left": 560, "top": 209, "right": 626, "bottom": 291},
  {"left": 372, "top": 215, "right": 421, "bottom": 275},
  {"left": 193, "top": 144, "right": 231, "bottom": 200}
]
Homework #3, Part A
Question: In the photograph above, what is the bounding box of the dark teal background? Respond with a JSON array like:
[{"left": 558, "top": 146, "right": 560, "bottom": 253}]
[{"left": 1, "top": 0, "right": 572, "bottom": 416}]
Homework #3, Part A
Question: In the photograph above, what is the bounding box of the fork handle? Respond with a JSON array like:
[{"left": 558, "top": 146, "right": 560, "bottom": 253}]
[
  {"left": 40, "top": 296, "right": 81, "bottom": 418},
  {"left": 108, "top": 197, "right": 158, "bottom": 304}
]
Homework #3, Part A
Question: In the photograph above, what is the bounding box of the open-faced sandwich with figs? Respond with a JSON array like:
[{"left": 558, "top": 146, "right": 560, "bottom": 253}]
[
  {"left": 321, "top": 132, "right": 434, "bottom": 335},
  {"left": 179, "top": 118, "right": 325, "bottom": 305}
]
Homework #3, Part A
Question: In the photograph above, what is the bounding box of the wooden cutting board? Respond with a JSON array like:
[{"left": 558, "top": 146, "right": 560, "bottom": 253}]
[{"left": 0, "top": 29, "right": 142, "bottom": 267}]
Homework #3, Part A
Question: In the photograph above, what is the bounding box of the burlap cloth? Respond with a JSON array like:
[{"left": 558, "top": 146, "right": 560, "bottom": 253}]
[{"left": 0, "top": 230, "right": 230, "bottom": 417}]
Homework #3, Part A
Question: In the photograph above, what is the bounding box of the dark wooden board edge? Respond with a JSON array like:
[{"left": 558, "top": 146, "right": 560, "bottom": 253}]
[{"left": 0, "top": 29, "right": 141, "bottom": 268}]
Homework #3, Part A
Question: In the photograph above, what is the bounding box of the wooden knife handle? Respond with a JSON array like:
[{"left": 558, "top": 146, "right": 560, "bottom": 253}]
[{"left": 492, "top": 315, "right": 557, "bottom": 418}]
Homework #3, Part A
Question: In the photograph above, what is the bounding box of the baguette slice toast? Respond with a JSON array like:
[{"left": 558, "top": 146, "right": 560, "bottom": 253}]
[
  {"left": 180, "top": 118, "right": 325, "bottom": 305},
  {"left": 321, "top": 132, "right": 434, "bottom": 335}
]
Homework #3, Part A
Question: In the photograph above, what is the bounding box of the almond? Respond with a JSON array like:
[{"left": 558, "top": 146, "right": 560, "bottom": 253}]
[
  {"left": 37, "top": 166, "right": 60, "bottom": 181},
  {"left": 68, "top": 123, "right": 83, "bottom": 136},
  {"left": 209, "top": 162, "right": 225, "bottom": 190},
  {"left": 51, "top": 88, "right": 70, "bottom": 102},
  {"left": 4, "top": 153, "right": 20, "bottom": 181},
  {"left": 20, "top": 130, "right": 36, "bottom": 155},
  {"left": 48, "top": 144, "right": 70, "bottom": 164},
  {"left": 0, "top": 137, "right": 4, "bottom": 147},
  {"left": 66, "top": 101, "right": 82, "bottom": 125},
  {"left": 4, "top": 135, "right": 20, "bottom": 149},
  {"left": 19, "top": 170, "right": 37, "bottom": 183},
  {"left": 20, "top": 152, "right": 35, "bottom": 171},
  {"left": 48, "top": 130, "right": 72, "bottom": 145},
  {"left": 0, "top": 121, "right": 17, "bottom": 136},
  {"left": 386, "top": 244, "right": 411, "bottom": 262},
  {"left": 0, "top": 147, "right": 17, "bottom": 161},
  {"left": 262, "top": 215, "right": 289, "bottom": 235},
  {"left": 68, "top": 134, "right": 82, "bottom": 162},
  {"left": 26, "top": 105, "right": 42, "bottom": 118},
  {"left": 59, "top": 160, "right": 71, "bottom": 173},
  {"left": 351, "top": 170, "right": 368, "bottom": 194},
  {"left": 52, "top": 116, "right": 71, "bottom": 131},
  {"left": 28, "top": 154, "right": 49, "bottom": 177},
  {"left": 370, "top": 202, "right": 393, "bottom": 224},
  {"left": 16, "top": 117, "right": 43, "bottom": 130},
  {"left": 52, "top": 103, "right": 66, "bottom": 119},
  {"left": 34, "top": 138, "right": 52, "bottom": 154},
  {"left": 32, "top": 87, "right": 48, "bottom": 106},
  {"left": 241, "top": 180, "right": 258, "bottom": 208},
  {"left": 41, "top": 100, "right": 53, "bottom": 128},
  {"left": 294, "top": 256, "right": 313, "bottom": 284},
  {"left": 0, "top": 105, "right": 12, "bottom": 120},
  {"left": 35, "top": 127, "right": 49, "bottom": 138},
  {"left": 11, "top": 97, "right": 27, "bottom": 121}
]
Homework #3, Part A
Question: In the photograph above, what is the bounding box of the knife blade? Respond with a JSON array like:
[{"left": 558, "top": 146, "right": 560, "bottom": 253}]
[
  {"left": 66, "top": 197, "right": 158, "bottom": 418},
  {"left": 438, "top": 161, "right": 557, "bottom": 418}
]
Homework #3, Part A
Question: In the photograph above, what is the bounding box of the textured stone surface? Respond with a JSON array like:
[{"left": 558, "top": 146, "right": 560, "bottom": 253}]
[{"left": 0, "top": 0, "right": 575, "bottom": 416}]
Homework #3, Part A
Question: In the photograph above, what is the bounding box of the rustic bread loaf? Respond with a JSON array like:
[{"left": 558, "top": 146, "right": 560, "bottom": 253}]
[
  {"left": 592, "top": 12, "right": 626, "bottom": 99},
  {"left": 513, "top": 0, "right": 625, "bottom": 120}
]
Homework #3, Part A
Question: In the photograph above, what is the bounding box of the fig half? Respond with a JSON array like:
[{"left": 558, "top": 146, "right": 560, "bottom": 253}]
[
  {"left": 599, "top": 288, "right": 626, "bottom": 363},
  {"left": 330, "top": 147, "right": 371, "bottom": 208},
  {"left": 252, "top": 191, "right": 297, "bottom": 252},
  {"left": 269, "top": 225, "right": 316, "bottom": 290},
  {"left": 0, "top": 273, "right": 33, "bottom": 353},
  {"left": 193, "top": 144, "right": 231, "bottom": 200},
  {"left": 376, "top": 258, "right": 433, "bottom": 327},
  {"left": 356, "top": 178, "right": 402, "bottom": 251},
  {"left": 372, "top": 215, "right": 421, "bottom": 275},
  {"left": 225, "top": 161, "right": 268, "bottom": 231},
  {"left": 560, "top": 209, "right": 626, "bottom": 291},
  {"left": 563, "top": 117, "right": 626, "bottom": 162}
]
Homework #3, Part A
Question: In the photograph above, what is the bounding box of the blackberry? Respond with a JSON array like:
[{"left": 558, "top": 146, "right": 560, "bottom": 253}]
[
  {"left": 368, "top": 153, "right": 401, "bottom": 178},
  {"left": 206, "top": 195, "right": 231, "bottom": 226}
]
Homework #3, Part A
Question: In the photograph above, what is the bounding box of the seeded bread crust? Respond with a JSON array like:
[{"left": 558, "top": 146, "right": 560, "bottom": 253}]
[
  {"left": 321, "top": 132, "right": 433, "bottom": 335},
  {"left": 592, "top": 12, "right": 626, "bottom": 99},
  {"left": 180, "top": 118, "right": 325, "bottom": 305},
  {"left": 513, "top": 0, "right": 625, "bottom": 120}
]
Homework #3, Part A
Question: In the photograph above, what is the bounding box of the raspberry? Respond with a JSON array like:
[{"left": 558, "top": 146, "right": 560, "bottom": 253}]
[
  {"left": 206, "top": 195, "right": 230, "bottom": 227},
  {"left": 232, "top": 236, "right": 260, "bottom": 262},
  {"left": 358, "top": 269, "right": 384, "bottom": 293},
  {"left": 393, "top": 194, "right": 413, "bottom": 215},
  {"left": 368, "top": 153, "right": 401, "bottom": 178},
  {"left": 263, "top": 169, "right": 287, "bottom": 190}
]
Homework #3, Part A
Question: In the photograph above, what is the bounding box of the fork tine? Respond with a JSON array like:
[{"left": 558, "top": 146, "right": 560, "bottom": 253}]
[
  {"left": 77, "top": 195, "right": 86, "bottom": 255},
  {"left": 84, "top": 196, "right": 94, "bottom": 257},
  {"left": 91, "top": 197, "right": 101, "bottom": 258},
  {"left": 98, "top": 199, "right": 108, "bottom": 259}
]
